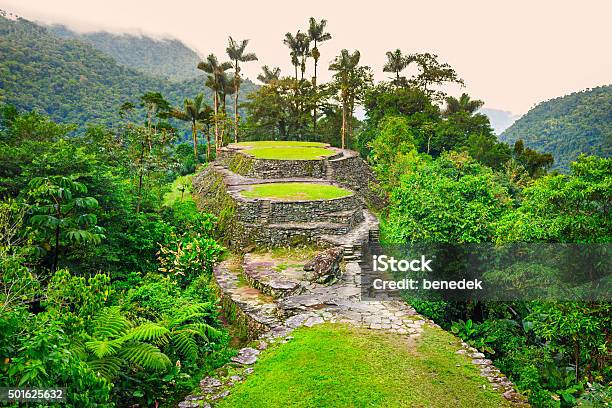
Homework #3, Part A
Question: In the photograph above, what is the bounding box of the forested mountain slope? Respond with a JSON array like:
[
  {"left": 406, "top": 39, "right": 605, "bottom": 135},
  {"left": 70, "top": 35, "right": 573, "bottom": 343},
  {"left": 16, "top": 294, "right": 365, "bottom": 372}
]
[
  {"left": 500, "top": 85, "right": 612, "bottom": 170},
  {"left": 0, "top": 15, "right": 257, "bottom": 129},
  {"left": 49, "top": 24, "right": 201, "bottom": 81}
]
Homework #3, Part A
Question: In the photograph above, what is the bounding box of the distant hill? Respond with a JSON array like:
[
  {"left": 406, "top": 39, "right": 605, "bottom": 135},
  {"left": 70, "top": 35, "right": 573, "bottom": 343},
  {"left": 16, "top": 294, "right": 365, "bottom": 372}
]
[
  {"left": 480, "top": 108, "right": 520, "bottom": 134},
  {"left": 49, "top": 25, "right": 201, "bottom": 81},
  {"left": 0, "top": 14, "right": 257, "bottom": 131},
  {"left": 500, "top": 86, "right": 612, "bottom": 170}
]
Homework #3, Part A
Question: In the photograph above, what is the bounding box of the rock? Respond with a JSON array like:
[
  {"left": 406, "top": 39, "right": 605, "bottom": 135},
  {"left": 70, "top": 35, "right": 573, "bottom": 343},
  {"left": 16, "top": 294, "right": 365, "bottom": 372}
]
[
  {"left": 231, "top": 347, "right": 260, "bottom": 365},
  {"left": 230, "top": 375, "right": 243, "bottom": 382},
  {"left": 211, "top": 390, "right": 230, "bottom": 400},
  {"left": 303, "top": 247, "right": 343, "bottom": 284},
  {"left": 200, "top": 377, "right": 222, "bottom": 389},
  {"left": 256, "top": 340, "right": 268, "bottom": 350},
  {"left": 304, "top": 316, "right": 325, "bottom": 327},
  {"left": 243, "top": 367, "right": 254, "bottom": 375},
  {"left": 185, "top": 395, "right": 206, "bottom": 401},
  {"left": 178, "top": 402, "right": 199, "bottom": 408}
]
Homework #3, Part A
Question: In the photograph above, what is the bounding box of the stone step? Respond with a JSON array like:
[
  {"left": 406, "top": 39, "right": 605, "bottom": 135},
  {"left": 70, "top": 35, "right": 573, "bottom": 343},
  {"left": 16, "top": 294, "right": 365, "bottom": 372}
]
[
  {"left": 213, "top": 259, "right": 282, "bottom": 332},
  {"left": 242, "top": 256, "right": 304, "bottom": 299}
]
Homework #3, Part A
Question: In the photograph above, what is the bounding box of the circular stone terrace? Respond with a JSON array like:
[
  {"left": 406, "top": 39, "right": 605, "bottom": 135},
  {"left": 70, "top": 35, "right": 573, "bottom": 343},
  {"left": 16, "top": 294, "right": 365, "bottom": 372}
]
[{"left": 230, "top": 141, "right": 339, "bottom": 161}]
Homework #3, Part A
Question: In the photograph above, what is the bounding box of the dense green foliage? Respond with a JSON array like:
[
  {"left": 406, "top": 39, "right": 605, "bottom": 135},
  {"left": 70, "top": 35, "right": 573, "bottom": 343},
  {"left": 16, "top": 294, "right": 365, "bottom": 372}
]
[
  {"left": 500, "top": 85, "right": 612, "bottom": 171},
  {"left": 371, "top": 85, "right": 612, "bottom": 406},
  {"left": 0, "top": 15, "right": 257, "bottom": 132},
  {"left": 49, "top": 24, "right": 202, "bottom": 81},
  {"left": 0, "top": 106, "right": 230, "bottom": 407}
]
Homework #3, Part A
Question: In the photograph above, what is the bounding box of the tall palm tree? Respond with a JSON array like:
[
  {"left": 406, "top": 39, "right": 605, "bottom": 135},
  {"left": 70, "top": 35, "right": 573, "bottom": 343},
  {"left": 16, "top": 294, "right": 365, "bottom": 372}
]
[
  {"left": 443, "top": 93, "right": 484, "bottom": 116},
  {"left": 329, "top": 49, "right": 371, "bottom": 149},
  {"left": 296, "top": 31, "right": 310, "bottom": 81},
  {"left": 169, "top": 94, "right": 213, "bottom": 161},
  {"left": 283, "top": 32, "right": 301, "bottom": 80},
  {"left": 257, "top": 65, "right": 281, "bottom": 84},
  {"left": 226, "top": 37, "right": 258, "bottom": 143},
  {"left": 197, "top": 54, "right": 232, "bottom": 151},
  {"left": 307, "top": 17, "right": 332, "bottom": 130},
  {"left": 307, "top": 18, "right": 331, "bottom": 87},
  {"left": 383, "top": 49, "right": 411, "bottom": 86}
]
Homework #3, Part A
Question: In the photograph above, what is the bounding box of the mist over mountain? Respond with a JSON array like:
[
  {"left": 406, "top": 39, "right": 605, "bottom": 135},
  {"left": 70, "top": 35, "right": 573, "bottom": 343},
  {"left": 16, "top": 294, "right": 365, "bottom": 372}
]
[
  {"left": 480, "top": 108, "right": 520, "bottom": 134},
  {"left": 0, "top": 14, "right": 257, "bottom": 130},
  {"left": 49, "top": 24, "right": 202, "bottom": 81},
  {"left": 500, "top": 85, "right": 612, "bottom": 170}
]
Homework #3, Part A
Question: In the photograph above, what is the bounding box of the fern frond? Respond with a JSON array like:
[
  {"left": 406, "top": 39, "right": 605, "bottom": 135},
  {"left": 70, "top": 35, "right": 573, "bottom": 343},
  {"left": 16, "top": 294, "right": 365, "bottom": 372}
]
[
  {"left": 122, "top": 323, "right": 170, "bottom": 343},
  {"left": 170, "top": 303, "right": 214, "bottom": 327},
  {"left": 119, "top": 342, "right": 171, "bottom": 371},
  {"left": 183, "top": 323, "right": 223, "bottom": 342},
  {"left": 85, "top": 338, "right": 125, "bottom": 358},
  {"left": 93, "top": 307, "right": 130, "bottom": 339},
  {"left": 171, "top": 330, "right": 199, "bottom": 361},
  {"left": 88, "top": 356, "right": 123, "bottom": 380}
]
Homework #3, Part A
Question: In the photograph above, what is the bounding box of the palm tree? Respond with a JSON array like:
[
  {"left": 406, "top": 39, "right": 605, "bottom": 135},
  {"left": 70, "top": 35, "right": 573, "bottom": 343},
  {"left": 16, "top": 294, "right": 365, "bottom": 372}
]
[
  {"left": 197, "top": 54, "right": 232, "bottom": 151},
  {"left": 226, "top": 37, "right": 258, "bottom": 143},
  {"left": 257, "top": 65, "right": 281, "bottom": 84},
  {"left": 383, "top": 49, "right": 411, "bottom": 86},
  {"left": 169, "top": 94, "right": 213, "bottom": 161},
  {"left": 283, "top": 32, "right": 301, "bottom": 80},
  {"left": 329, "top": 49, "right": 372, "bottom": 149},
  {"left": 307, "top": 17, "right": 332, "bottom": 130},
  {"left": 307, "top": 18, "right": 331, "bottom": 87},
  {"left": 296, "top": 31, "right": 310, "bottom": 80},
  {"left": 443, "top": 93, "right": 484, "bottom": 116}
]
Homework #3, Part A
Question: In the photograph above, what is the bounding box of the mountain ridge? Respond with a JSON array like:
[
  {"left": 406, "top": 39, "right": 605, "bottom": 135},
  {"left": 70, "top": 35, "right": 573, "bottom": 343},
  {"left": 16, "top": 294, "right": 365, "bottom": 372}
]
[{"left": 500, "top": 85, "right": 612, "bottom": 170}]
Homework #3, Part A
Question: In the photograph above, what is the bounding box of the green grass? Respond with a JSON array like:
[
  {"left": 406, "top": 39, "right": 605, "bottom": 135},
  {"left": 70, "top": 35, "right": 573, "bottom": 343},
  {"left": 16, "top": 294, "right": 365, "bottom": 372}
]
[
  {"left": 240, "top": 183, "right": 352, "bottom": 201},
  {"left": 234, "top": 141, "right": 328, "bottom": 148},
  {"left": 217, "top": 324, "right": 512, "bottom": 408},
  {"left": 244, "top": 146, "right": 335, "bottom": 160}
]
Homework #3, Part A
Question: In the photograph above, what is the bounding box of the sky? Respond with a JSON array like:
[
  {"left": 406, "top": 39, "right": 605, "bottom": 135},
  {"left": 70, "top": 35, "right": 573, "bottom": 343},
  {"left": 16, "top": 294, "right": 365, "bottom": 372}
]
[{"left": 1, "top": 0, "right": 611, "bottom": 115}]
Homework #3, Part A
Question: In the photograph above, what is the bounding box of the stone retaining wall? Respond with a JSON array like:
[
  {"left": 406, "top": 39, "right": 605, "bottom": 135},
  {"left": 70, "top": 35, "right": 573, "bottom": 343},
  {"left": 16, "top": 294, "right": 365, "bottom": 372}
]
[
  {"left": 219, "top": 148, "right": 337, "bottom": 179},
  {"left": 328, "top": 154, "right": 387, "bottom": 209},
  {"left": 234, "top": 193, "right": 362, "bottom": 225}
]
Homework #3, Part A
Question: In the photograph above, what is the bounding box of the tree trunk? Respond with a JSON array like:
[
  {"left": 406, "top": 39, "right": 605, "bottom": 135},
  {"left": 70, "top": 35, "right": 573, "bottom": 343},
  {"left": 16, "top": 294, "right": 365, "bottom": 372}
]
[
  {"left": 192, "top": 120, "right": 198, "bottom": 161},
  {"left": 341, "top": 102, "right": 347, "bottom": 149},
  {"left": 313, "top": 55, "right": 318, "bottom": 131},
  {"left": 136, "top": 171, "right": 143, "bottom": 213},
  {"left": 234, "top": 68, "right": 240, "bottom": 143},
  {"left": 206, "top": 127, "right": 211, "bottom": 162},
  {"left": 213, "top": 92, "right": 219, "bottom": 152},
  {"left": 52, "top": 217, "right": 60, "bottom": 273}
]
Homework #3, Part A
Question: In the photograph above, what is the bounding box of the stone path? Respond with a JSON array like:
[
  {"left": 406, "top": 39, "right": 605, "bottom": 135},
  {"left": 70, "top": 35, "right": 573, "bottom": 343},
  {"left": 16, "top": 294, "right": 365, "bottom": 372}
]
[{"left": 178, "top": 253, "right": 529, "bottom": 407}]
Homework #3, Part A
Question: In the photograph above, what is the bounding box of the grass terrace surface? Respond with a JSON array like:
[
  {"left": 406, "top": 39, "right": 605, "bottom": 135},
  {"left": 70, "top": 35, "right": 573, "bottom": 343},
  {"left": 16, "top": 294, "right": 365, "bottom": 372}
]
[
  {"left": 244, "top": 146, "right": 335, "bottom": 160},
  {"left": 216, "top": 324, "right": 512, "bottom": 408},
  {"left": 233, "top": 141, "right": 328, "bottom": 148},
  {"left": 240, "top": 183, "right": 352, "bottom": 201}
]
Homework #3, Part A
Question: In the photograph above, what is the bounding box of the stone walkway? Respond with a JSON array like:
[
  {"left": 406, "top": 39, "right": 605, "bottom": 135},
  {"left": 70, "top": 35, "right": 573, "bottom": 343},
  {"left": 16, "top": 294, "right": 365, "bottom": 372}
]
[{"left": 178, "top": 253, "right": 529, "bottom": 407}]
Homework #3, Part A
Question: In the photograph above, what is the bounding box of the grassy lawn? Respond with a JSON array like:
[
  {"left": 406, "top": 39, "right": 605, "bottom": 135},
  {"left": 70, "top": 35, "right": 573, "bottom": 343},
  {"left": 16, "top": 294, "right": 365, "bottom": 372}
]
[
  {"left": 234, "top": 141, "right": 328, "bottom": 148},
  {"left": 244, "top": 146, "right": 336, "bottom": 160},
  {"left": 217, "top": 324, "right": 511, "bottom": 408},
  {"left": 240, "top": 183, "right": 352, "bottom": 201}
]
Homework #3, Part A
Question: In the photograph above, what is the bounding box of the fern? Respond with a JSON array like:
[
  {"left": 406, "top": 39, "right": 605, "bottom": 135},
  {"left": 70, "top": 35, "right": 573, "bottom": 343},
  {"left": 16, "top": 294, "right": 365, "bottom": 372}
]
[
  {"left": 119, "top": 342, "right": 171, "bottom": 371},
  {"left": 122, "top": 323, "right": 170, "bottom": 343},
  {"left": 88, "top": 356, "right": 123, "bottom": 380},
  {"left": 182, "top": 322, "right": 223, "bottom": 342},
  {"left": 92, "top": 307, "right": 130, "bottom": 339},
  {"left": 169, "top": 302, "right": 214, "bottom": 328},
  {"left": 171, "top": 330, "right": 199, "bottom": 361},
  {"left": 85, "top": 338, "right": 125, "bottom": 359}
]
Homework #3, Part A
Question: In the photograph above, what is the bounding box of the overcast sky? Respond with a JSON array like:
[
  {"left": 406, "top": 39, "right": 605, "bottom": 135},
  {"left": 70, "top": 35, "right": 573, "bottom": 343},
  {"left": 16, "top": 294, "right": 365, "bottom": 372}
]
[{"left": 1, "top": 0, "right": 610, "bottom": 114}]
